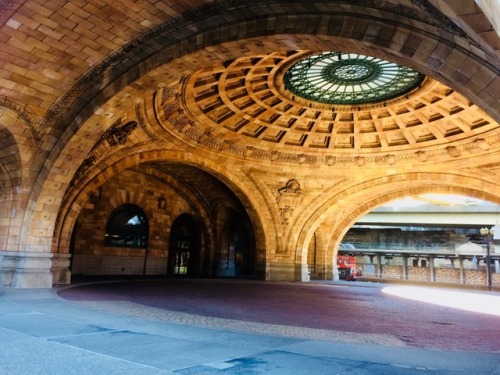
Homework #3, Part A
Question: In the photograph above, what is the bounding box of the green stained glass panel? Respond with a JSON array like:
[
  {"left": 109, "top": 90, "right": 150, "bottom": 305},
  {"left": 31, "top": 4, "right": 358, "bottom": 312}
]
[{"left": 284, "top": 52, "right": 425, "bottom": 105}]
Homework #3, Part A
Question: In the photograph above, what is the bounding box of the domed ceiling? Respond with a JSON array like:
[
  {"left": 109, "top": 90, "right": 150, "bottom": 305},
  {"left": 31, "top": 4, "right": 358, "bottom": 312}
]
[{"left": 156, "top": 50, "right": 498, "bottom": 165}]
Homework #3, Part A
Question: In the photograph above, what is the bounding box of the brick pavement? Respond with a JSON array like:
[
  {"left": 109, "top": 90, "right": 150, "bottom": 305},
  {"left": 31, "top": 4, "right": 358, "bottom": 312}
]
[{"left": 59, "top": 279, "right": 500, "bottom": 353}]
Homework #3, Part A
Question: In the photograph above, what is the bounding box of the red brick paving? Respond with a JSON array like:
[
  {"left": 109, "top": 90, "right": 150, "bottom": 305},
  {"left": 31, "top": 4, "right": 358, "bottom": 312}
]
[{"left": 59, "top": 279, "right": 500, "bottom": 353}]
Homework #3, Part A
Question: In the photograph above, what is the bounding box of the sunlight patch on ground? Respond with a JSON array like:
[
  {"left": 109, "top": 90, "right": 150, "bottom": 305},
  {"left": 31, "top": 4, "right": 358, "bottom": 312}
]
[{"left": 382, "top": 286, "right": 500, "bottom": 317}]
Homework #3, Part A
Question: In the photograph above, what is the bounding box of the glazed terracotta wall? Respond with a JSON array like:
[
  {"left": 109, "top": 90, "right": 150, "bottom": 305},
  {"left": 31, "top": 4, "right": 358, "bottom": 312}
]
[{"left": 71, "top": 169, "right": 193, "bottom": 276}]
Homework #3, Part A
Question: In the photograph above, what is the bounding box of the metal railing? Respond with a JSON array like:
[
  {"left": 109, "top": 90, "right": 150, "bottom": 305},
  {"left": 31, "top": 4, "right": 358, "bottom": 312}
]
[{"left": 342, "top": 242, "right": 464, "bottom": 253}]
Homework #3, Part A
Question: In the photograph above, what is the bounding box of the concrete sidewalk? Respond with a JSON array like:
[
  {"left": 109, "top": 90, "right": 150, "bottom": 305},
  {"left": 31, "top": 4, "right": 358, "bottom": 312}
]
[{"left": 1, "top": 282, "right": 499, "bottom": 374}]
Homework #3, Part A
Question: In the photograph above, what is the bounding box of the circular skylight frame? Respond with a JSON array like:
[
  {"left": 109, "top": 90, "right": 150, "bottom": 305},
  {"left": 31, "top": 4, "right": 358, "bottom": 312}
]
[{"left": 283, "top": 52, "right": 425, "bottom": 105}]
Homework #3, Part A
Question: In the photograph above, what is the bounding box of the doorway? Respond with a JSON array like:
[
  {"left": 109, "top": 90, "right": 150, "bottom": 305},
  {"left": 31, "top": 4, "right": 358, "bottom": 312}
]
[{"left": 168, "top": 214, "right": 199, "bottom": 276}]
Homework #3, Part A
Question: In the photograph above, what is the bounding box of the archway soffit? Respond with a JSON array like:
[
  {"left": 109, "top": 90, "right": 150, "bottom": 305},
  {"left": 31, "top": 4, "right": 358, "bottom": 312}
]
[
  {"left": 55, "top": 150, "right": 270, "bottom": 249},
  {"left": 41, "top": 1, "right": 498, "bottom": 152}
]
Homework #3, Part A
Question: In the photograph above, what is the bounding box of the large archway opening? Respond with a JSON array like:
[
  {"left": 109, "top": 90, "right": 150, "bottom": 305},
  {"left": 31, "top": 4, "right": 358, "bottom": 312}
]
[
  {"left": 67, "top": 161, "right": 263, "bottom": 281},
  {"left": 336, "top": 194, "right": 500, "bottom": 288},
  {"left": 296, "top": 173, "right": 500, "bottom": 286}
]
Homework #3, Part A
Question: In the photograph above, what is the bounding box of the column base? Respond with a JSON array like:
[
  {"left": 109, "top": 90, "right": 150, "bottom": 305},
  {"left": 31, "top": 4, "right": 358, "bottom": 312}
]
[
  {"left": 266, "top": 261, "right": 309, "bottom": 282},
  {"left": 1, "top": 251, "right": 53, "bottom": 288},
  {"left": 51, "top": 253, "right": 72, "bottom": 285}
]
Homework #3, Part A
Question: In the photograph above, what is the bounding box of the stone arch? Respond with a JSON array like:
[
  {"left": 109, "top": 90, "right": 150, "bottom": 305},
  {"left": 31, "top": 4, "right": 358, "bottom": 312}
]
[
  {"left": 39, "top": 15, "right": 499, "bottom": 186},
  {"left": 295, "top": 172, "right": 500, "bottom": 281},
  {"left": 0, "top": 125, "right": 23, "bottom": 252},
  {"left": 54, "top": 151, "right": 271, "bottom": 279},
  {"left": 69, "top": 167, "right": 215, "bottom": 278},
  {"left": 306, "top": 223, "right": 331, "bottom": 280},
  {"left": 0, "top": 123, "right": 24, "bottom": 192},
  {"left": 0, "top": 103, "right": 41, "bottom": 250},
  {"left": 63, "top": 164, "right": 216, "bottom": 264},
  {"left": 0, "top": 163, "right": 14, "bottom": 252},
  {"left": 40, "top": 3, "right": 498, "bottom": 147},
  {"left": 0, "top": 96, "right": 40, "bottom": 142},
  {"left": 25, "top": 2, "right": 499, "bottom": 259}
]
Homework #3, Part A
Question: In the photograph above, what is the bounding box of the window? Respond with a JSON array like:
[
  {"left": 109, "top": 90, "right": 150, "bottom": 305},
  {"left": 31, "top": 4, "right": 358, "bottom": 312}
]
[{"left": 105, "top": 204, "right": 148, "bottom": 248}]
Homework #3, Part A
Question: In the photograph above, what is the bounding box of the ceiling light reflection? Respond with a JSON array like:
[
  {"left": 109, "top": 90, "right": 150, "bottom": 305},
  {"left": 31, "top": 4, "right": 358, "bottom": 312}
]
[{"left": 382, "top": 286, "right": 500, "bottom": 317}]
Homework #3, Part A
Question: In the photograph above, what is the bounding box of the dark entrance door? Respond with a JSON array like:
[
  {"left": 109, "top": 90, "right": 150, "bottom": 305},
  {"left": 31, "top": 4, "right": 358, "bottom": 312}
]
[
  {"left": 218, "top": 220, "right": 255, "bottom": 277},
  {"left": 168, "top": 215, "right": 199, "bottom": 276}
]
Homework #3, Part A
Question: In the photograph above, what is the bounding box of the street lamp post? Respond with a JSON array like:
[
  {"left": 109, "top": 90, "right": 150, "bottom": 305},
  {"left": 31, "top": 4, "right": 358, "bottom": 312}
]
[{"left": 480, "top": 227, "right": 494, "bottom": 290}]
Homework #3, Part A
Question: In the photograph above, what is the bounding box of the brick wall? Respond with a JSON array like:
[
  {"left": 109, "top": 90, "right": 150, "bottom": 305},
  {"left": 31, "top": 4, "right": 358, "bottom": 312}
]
[
  {"left": 72, "top": 169, "right": 193, "bottom": 276},
  {"left": 435, "top": 268, "right": 461, "bottom": 284},
  {"left": 464, "top": 269, "right": 487, "bottom": 285},
  {"left": 408, "top": 266, "right": 430, "bottom": 282},
  {"left": 381, "top": 265, "right": 403, "bottom": 280},
  {"left": 360, "top": 260, "right": 496, "bottom": 288}
]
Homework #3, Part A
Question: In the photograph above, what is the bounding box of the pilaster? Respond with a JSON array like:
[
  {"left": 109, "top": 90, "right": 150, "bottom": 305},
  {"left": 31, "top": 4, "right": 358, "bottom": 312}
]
[{"left": 265, "top": 261, "right": 304, "bottom": 281}]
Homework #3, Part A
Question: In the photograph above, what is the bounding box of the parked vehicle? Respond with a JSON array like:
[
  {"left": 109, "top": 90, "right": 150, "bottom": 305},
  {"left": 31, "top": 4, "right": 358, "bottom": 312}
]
[{"left": 337, "top": 255, "right": 361, "bottom": 281}]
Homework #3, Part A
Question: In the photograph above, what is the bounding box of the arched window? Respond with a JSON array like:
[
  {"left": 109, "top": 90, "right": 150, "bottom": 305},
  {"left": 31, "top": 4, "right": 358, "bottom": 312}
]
[{"left": 105, "top": 204, "right": 148, "bottom": 248}]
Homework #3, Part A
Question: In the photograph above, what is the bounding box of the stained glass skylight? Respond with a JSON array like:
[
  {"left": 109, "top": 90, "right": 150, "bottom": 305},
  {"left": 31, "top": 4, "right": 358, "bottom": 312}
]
[{"left": 284, "top": 52, "right": 425, "bottom": 105}]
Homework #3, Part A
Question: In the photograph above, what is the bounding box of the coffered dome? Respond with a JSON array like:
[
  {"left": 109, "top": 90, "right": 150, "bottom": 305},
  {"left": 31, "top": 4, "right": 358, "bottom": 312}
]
[{"left": 157, "top": 50, "right": 498, "bottom": 164}]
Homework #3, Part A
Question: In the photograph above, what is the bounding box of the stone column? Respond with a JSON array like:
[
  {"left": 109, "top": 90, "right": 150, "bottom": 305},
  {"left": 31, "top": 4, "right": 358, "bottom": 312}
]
[
  {"left": 459, "top": 257, "right": 465, "bottom": 284},
  {"left": 266, "top": 261, "right": 297, "bottom": 281},
  {"left": 402, "top": 255, "right": 408, "bottom": 280},
  {"left": 429, "top": 255, "right": 435, "bottom": 282},
  {"left": 376, "top": 253, "right": 382, "bottom": 278},
  {"left": 324, "top": 264, "right": 334, "bottom": 281},
  {"left": 300, "top": 263, "right": 310, "bottom": 282},
  {"left": 332, "top": 263, "right": 339, "bottom": 281},
  {"left": 51, "top": 253, "right": 72, "bottom": 285}
]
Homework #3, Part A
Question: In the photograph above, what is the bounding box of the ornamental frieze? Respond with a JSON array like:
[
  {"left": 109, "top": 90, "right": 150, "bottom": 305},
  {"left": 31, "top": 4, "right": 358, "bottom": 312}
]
[
  {"left": 69, "top": 120, "right": 137, "bottom": 187},
  {"left": 153, "top": 52, "right": 500, "bottom": 167}
]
